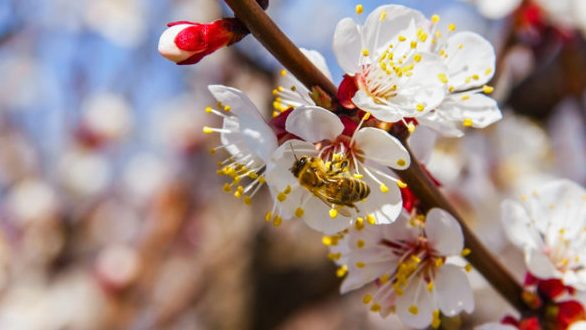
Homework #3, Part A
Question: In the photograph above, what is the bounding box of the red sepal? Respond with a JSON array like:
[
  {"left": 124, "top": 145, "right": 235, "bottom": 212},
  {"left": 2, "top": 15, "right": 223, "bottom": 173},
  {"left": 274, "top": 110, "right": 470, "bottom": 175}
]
[{"left": 337, "top": 75, "right": 358, "bottom": 110}]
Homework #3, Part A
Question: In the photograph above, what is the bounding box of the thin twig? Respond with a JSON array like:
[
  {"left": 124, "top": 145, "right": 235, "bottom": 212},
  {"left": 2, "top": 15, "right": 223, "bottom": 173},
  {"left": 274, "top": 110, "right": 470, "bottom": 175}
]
[{"left": 224, "top": 0, "right": 527, "bottom": 313}]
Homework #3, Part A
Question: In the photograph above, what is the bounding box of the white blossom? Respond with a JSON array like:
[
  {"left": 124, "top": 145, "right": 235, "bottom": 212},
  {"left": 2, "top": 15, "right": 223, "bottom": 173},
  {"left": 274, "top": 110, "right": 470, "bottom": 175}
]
[
  {"left": 502, "top": 179, "right": 586, "bottom": 289},
  {"left": 331, "top": 208, "right": 474, "bottom": 329},
  {"left": 264, "top": 106, "right": 409, "bottom": 234}
]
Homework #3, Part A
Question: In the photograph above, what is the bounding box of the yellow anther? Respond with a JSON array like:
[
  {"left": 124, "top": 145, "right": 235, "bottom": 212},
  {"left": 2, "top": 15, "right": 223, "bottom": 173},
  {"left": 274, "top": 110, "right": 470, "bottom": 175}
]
[
  {"left": 258, "top": 176, "right": 266, "bottom": 184},
  {"left": 435, "top": 258, "right": 444, "bottom": 267},
  {"left": 367, "top": 214, "right": 376, "bottom": 225},
  {"left": 265, "top": 211, "right": 272, "bottom": 222},
  {"left": 280, "top": 69, "right": 287, "bottom": 76},
  {"left": 461, "top": 248, "right": 471, "bottom": 257},
  {"left": 427, "top": 281, "right": 434, "bottom": 292},
  {"left": 355, "top": 4, "right": 364, "bottom": 14},
  {"left": 449, "top": 85, "right": 455, "bottom": 93},
  {"left": 397, "top": 180, "right": 408, "bottom": 189},
  {"left": 370, "top": 303, "right": 381, "bottom": 312},
  {"left": 416, "top": 103, "right": 425, "bottom": 112},
  {"left": 396, "top": 159, "right": 407, "bottom": 167},
  {"left": 458, "top": 43, "right": 464, "bottom": 49},
  {"left": 380, "top": 183, "right": 389, "bottom": 193},
  {"left": 463, "top": 118, "right": 474, "bottom": 127},
  {"left": 277, "top": 192, "right": 287, "bottom": 202},
  {"left": 379, "top": 10, "right": 387, "bottom": 21},
  {"left": 407, "top": 122, "right": 416, "bottom": 134},
  {"left": 408, "top": 305, "right": 419, "bottom": 315},
  {"left": 448, "top": 23, "right": 456, "bottom": 31},
  {"left": 277, "top": 86, "right": 285, "bottom": 92},
  {"left": 272, "top": 216, "right": 282, "bottom": 227},
  {"left": 329, "top": 208, "right": 338, "bottom": 219},
  {"left": 355, "top": 261, "right": 365, "bottom": 268},
  {"left": 363, "top": 112, "right": 371, "bottom": 120},
  {"left": 437, "top": 73, "right": 448, "bottom": 84},
  {"left": 336, "top": 265, "right": 348, "bottom": 277},
  {"left": 243, "top": 196, "right": 252, "bottom": 205},
  {"left": 483, "top": 85, "right": 494, "bottom": 94},
  {"left": 357, "top": 239, "right": 365, "bottom": 248},
  {"left": 485, "top": 68, "right": 493, "bottom": 76},
  {"left": 205, "top": 106, "right": 213, "bottom": 113},
  {"left": 322, "top": 236, "right": 337, "bottom": 246},
  {"left": 461, "top": 94, "right": 470, "bottom": 101},
  {"left": 431, "top": 14, "right": 440, "bottom": 23},
  {"left": 355, "top": 217, "right": 365, "bottom": 230},
  {"left": 223, "top": 105, "right": 231, "bottom": 112},
  {"left": 398, "top": 35, "right": 407, "bottom": 42},
  {"left": 465, "top": 263, "right": 473, "bottom": 272},
  {"left": 413, "top": 53, "right": 422, "bottom": 62},
  {"left": 432, "top": 310, "right": 441, "bottom": 328},
  {"left": 353, "top": 173, "right": 364, "bottom": 179},
  {"left": 472, "top": 74, "right": 480, "bottom": 80},
  {"left": 283, "top": 185, "right": 292, "bottom": 194},
  {"left": 410, "top": 41, "right": 417, "bottom": 49},
  {"left": 295, "top": 207, "right": 304, "bottom": 218},
  {"left": 379, "top": 273, "right": 390, "bottom": 284},
  {"left": 223, "top": 183, "right": 232, "bottom": 192},
  {"left": 202, "top": 126, "right": 214, "bottom": 134},
  {"left": 234, "top": 190, "right": 242, "bottom": 199},
  {"left": 362, "top": 294, "right": 373, "bottom": 304},
  {"left": 361, "top": 48, "right": 369, "bottom": 57}
]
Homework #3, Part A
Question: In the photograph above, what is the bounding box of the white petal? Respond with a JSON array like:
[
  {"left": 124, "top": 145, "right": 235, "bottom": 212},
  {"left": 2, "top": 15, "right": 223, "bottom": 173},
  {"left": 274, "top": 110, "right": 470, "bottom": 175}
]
[
  {"left": 357, "top": 165, "right": 403, "bottom": 224},
  {"left": 526, "top": 249, "right": 559, "bottom": 279},
  {"left": 407, "top": 125, "right": 437, "bottom": 164},
  {"left": 425, "top": 208, "right": 464, "bottom": 256},
  {"left": 333, "top": 18, "right": 361, "bottom": 74},
  {"left": 351, "top": 90, "right": 404, "bottom": 122},
  {"left": 569, "top": 321, "right": 586, "bottom": 330},
  {"left": 393, "top": 53, "right": 448, "bottom": 114},
  {"left": 381, "top": 211, "right": 421, "bottom": 242},
  {"left": 476, "top": 0, "right": 522, "bottom": 19},
  {"left": 396, "top": 282, "right": 434, "bottom": 329},
  {"left": 209, "top": 85, "right": 278, "bottom": 162},
  {"left": 475, "top": 323, "right": 518, "bottom": 330},
  {"left": 445, "top": 32, "right": 496, "bottom": 90},
  {"left": 431, "top": 93, "right": 502, "bottom": 135},
  {"left": 501, "top": 200, "right": 542, "bottom": 250},
  {"left": 435, "top": 264, "right": 475, "bottom": 316},
  {"left": 285, "top": 106, "right": 344, "bottom": 143},
  {"left": 265, "top": 140, "right": 317, "bottom": 192},
  {"left": 300, "top": 48, "right": 332, "bottom": 81},
  {"left": 340, "top": 261, "right": 390, "bottom": 294},
  {"left": 354, "top": 127, "right": 410, "bottom": 169},
  {"left": 302, "top": 195, "right": 353, "bottom": 234},
  {"left": 363, "top": 5, "right": 427, "bottom": 52}
]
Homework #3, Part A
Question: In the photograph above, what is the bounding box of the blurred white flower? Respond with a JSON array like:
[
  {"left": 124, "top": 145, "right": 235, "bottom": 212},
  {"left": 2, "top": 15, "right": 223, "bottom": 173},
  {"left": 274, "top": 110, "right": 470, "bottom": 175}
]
[
  {"left": 461, "top": 0, "right": 522, "bottom": 19},
  {"left": 123, "top": 153, "right": 172, "bottom": 203},
  {"left": 204, "top": 85, "right": 278, "bottom": 205},
  {"left": 265, "top": 106, "right": 409, "bottom": 234},
  {"left": 80, "top": 93, "right": 133, "bottom": 144},
  {"left": 502, "top": 179, "right": 586, "bottom": 289},
  {"left": 84, "top": 0, "right": 147, "bottom": 47},
  {"left": 333, "top": 208, "right": 474, "bottom": 329},
  {"left": 475, "top": 323, "right": 518, "bottom": 330},
  {"left": 59, "top": 148, "right": 112, "bottom": 197},
  {"left": 5, "top": 179, "right": 59, "bottom": 225},
  {"left": 95, "top": 244, "right": 140, "bottom": 290}
]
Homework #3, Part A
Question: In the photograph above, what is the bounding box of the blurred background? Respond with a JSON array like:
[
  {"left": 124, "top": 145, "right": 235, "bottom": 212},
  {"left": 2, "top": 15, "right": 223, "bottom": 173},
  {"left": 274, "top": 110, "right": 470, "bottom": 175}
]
[{"left": 0, "top": 0, "right": 584, "bottom": 329}]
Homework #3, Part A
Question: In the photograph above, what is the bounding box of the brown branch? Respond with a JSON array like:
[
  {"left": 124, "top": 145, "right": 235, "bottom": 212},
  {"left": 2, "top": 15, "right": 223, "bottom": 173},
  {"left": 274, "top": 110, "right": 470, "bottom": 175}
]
[
  {"left": 223, "top": 0, "right": 338, "bottom": 98},
  {"left": 224, "top": 0, "right": 527, "bottom": 314}
]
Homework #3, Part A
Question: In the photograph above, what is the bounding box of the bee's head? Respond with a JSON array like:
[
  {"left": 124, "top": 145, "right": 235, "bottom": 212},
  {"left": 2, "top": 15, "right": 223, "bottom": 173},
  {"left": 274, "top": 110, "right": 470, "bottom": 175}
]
[{"left": 290, "top": 156, "right": 310, "bottom": 177}]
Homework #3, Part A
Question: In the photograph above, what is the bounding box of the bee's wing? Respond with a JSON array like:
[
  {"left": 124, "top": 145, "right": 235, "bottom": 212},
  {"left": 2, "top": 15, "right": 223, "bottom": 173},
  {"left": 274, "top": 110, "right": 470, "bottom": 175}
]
[{"left": 310, "top": 186, "right": 352, "bottom": 218}]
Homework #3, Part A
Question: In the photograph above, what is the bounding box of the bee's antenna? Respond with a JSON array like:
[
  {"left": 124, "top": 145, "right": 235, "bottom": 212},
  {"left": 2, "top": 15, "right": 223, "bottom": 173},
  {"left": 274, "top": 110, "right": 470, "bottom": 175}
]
[{"left": 289, "top": 142, "right": 299, "bottom": 161}]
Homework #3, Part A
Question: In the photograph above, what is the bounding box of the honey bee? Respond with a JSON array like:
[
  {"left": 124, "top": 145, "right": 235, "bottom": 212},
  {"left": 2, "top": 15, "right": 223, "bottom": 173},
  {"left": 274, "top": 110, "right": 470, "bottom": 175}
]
[{"left": 289, "top": 150, "right": 370, "bottom": 216}]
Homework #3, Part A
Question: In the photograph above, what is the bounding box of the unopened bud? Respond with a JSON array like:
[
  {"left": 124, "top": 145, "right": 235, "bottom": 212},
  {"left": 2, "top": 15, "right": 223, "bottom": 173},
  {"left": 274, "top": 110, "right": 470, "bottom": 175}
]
[{"left": 158, "top": 18, "right": 248, "bottom": 65}]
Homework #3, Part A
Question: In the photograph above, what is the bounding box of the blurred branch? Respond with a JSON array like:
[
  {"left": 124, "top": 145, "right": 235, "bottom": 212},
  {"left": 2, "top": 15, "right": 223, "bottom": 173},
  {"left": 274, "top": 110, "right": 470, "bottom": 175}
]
[{"left": 223, "top": 0, "right": 528, "bottom": 314}]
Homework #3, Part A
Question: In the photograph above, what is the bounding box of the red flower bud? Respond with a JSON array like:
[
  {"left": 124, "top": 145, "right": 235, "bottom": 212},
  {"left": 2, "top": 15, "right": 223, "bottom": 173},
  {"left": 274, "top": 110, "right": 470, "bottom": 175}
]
[
  {"left": 337, "top": 74, "right": 358, "bottom": 110},
  {"left": 158, "top": 18, "right": 248, "bottom": 65}
]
